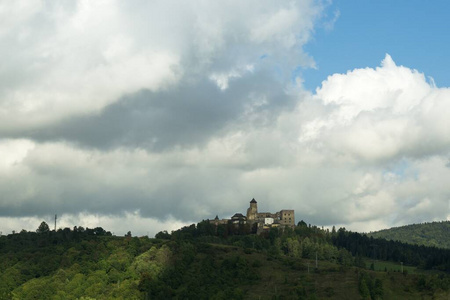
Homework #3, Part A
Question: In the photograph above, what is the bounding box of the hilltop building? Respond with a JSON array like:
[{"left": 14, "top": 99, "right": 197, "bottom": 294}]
[
  {"left": 212, "top": 215, "right": 228, "bottom": 226},
  {"left": 211, "top": 198, "right": 295, "bottom": 234},
  {"left": 246, "top": 198, "right": 295, "bottom": 233},
  {"left": 231, "top": 213, "right": 247, "bottom": 224}
]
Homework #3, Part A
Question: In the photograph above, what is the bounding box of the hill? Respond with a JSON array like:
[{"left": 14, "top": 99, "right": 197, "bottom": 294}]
[
  {"left": 367, "top": 221, "right": 450, "bottom": 249},
  {"left": 0, "top": 222, "right": 449, "bottom": 299}
]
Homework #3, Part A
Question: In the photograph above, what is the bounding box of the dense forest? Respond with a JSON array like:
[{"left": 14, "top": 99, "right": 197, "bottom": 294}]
[
  {"left": 0, "top": 220, "right": 449, "bottom": 299},
  {"left": 367, "top": 221, "right": 450, "bottom": 249}
]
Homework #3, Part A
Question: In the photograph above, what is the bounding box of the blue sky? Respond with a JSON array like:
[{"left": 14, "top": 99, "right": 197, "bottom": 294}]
[{"left": 303, "top": 0, "right": 450, "bottom": 90}]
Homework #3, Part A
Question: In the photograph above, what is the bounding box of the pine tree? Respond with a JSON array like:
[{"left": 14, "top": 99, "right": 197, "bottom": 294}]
[{"left": 36, "top": 221, "right": 50, "bottom": 234}]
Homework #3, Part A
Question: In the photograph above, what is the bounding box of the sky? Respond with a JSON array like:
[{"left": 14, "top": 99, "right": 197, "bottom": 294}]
[{"left": 1, "top": 0, "right": 449, "bottom": 237}]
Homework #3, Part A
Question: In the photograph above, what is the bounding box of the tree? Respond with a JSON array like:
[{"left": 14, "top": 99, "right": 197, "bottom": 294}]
[
  {"left": 359, "top": 277, "right": 370, "bottom": 300},
  {"left": 37, "top": 221, "right": 50, "bottom": 234},
  {"left": 285, "top": 237, "right": 301, "bottom": 258},
  {"left": 297, "top": 220, "right": 307, "bottom": 227},
  {"left": 372, "top": 278, "right": 384, "bottom": 299},
  {"left": 155, "top": 231, "right": 171, "bottom": 240}
]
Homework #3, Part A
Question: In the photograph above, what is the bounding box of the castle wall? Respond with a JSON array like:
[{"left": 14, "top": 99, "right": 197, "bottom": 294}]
[
  {"left": 212, "top": 199, "right": 295, "bottom": 233},
  {"left": 264, "top": 218, "right": 274, "bottom": 225},
  {"left": 256, "top": 212, "right": 278, "bottom": 219},
  {"left": 280, "top": 210, "right": 295, "bottom": 227}
]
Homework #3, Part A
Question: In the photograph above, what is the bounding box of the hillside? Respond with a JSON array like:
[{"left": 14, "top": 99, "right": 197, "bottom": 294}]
[
  {"left": 0, "top": 222, "right": 449, "bottom": 299},
  {"left": 367, "top": 221, "right": 450, "bottom": 249}
]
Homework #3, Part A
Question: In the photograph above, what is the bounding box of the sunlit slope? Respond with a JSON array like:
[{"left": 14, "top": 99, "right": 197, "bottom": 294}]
[{"left": 368, "top": 221, "right": 450, "bottom": 249}]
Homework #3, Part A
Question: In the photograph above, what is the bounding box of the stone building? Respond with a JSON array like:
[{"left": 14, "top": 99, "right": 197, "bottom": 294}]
[
  {"left": 245, "top": 198, "right": 295, "bottom": 233},
  {"left": 212, "top": 215, "right": 229, "bottom": 226},
  {"left": 279, "top": 210, "right": 295, "bottom": 227},
  {"left": 246, "top": 198, "right": 258, "bottom": 222},
  {"left": 231, "top": 213, "right": 247, "bottom": 224},
  {"left": 210, "top": 198, "right": 295, "bottom": 234}
]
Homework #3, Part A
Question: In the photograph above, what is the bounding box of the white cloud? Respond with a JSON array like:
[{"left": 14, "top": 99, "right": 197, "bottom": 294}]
[
  {"left": 0, "top": 1, "right": 180, "bottom": 131},
  {"left": 251, "top": 4, "right": 302, "bottom": 46},
  {"left": 1, "top": 1, "right": 449, "bottom": 236},
  {"left": 288, "top": 55, "right": 450, "bottom": 229},
  {"left": 316, "top": 55, "right": 431, "bottom": 121},
  {"left": 304, "top": 54, "right": 450, "bottom": 162},
  {"left": 209, "top": 65, "right": 254, "bottom": 90},
  {"left": 0, "top": 0, "right": 321, "bottom": 133},
  {"left": 0, "top": 139, "right": 35, "bottom": 169}
]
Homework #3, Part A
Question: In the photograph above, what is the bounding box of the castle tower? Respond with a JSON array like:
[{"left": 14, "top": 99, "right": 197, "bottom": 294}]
[
  {"left": 280, "top": 209, "right": 295, "bottom": 227},
  {"left": 246, "top": 198, "right": 258, "bottom": 221}
]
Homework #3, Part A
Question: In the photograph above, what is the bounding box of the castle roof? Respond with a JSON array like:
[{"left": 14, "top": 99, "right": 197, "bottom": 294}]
[
  {"left": 250, "top": 198, "right": 257, "bottom": 203},
  {"left": 231, "top": 213, "right": 246, "bottom": 219}
]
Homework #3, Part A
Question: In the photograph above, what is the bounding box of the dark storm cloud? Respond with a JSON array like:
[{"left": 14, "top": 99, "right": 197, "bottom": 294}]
[
  {"left": 17, "top": 71, "right": 297, "bottom": 151},
  {"left": 0, "top": 147, "right": 244, "bottom": 222}
]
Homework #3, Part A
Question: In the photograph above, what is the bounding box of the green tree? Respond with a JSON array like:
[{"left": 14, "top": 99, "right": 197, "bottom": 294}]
[
  {"left": 155, "top": 230, "right": 171, "bottom": 239},
  {"left": 36, "top": 221, "right": 50, "bottom": 234},
  {"left": 372, "top": 278, "right": 383, "bottom": 299},
  {"left": 359, "top": 277, "right": 370, "bottom": 300},
  {"left": 286, "top": 237, "right": 301, "bottom": 258}
]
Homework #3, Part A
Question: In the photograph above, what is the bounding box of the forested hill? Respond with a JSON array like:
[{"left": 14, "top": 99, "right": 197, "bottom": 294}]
[
  {"left": 367, "top": 221, "right": 450, "bottom": 249},
  {"left": 1, "top": 221, "right": 449, "bottom": 299}
]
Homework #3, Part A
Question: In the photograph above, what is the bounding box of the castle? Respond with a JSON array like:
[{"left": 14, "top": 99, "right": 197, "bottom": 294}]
[{"left": 212, "top": 198, "right": 295, "bottom": 233}]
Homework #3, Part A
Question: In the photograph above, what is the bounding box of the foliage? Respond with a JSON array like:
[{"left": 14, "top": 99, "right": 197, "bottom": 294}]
[
  {"left": 1, "top": 221, "right": 449, "bottom": 299},
  {"left": 367, "top": 221, "right": 450, "bottom": 249},
  {"left": 36, "top": 222, "right": 50, "bottom": 234},
  {"left": 358, "top": 271, "right": 383, "bottom": 300},
  {"left": 333, "top": 227, "right": 450, "bottom": 272}
]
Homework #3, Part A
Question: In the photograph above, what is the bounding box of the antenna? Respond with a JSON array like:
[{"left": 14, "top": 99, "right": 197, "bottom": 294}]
[{"left": 54, "top": 214, "right": 57, "bottom": 231}]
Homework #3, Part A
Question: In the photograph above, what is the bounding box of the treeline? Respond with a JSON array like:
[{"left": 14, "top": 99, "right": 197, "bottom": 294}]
[
  {"left": 1, "top": 222, "right": 113, "bottom": 250},
  {"left": 368, "top": 221, "right": 450, "bottom": 249},
  {"left": 332, "top": 228, "right": 450, "bottom": 272},
  {"left": 161, "top": 220, "right": 450, "bottom": 272},
  {"left": 146, "top": 220, "right": 450, "bottom": 298},
  {"left": 0, "top": 228, "right": 158, "bottom": 299},
  {"left": 1, "top": 220, "right": 450, "bottom": 299},
  {"left": 0, "top": 226, "right": 265, "bottom": 299}
]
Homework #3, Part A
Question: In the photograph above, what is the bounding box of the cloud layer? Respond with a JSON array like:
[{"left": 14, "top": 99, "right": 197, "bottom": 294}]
[
  {"left": 0, "top": 1, "right": 319, "bottom": 134},
  {"left": 1, "top": 1, "right": 449, "bottom": 236}
]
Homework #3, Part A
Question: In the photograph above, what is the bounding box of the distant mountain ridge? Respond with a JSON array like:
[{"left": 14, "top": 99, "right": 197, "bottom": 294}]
[{"left": 367, "top": 221, "right": 450, "bottom": 249}]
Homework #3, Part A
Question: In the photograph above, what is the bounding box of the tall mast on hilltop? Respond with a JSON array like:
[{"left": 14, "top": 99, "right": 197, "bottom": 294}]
[{"left": 54, "top": 214, "right": 57, "bottom": 231}]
